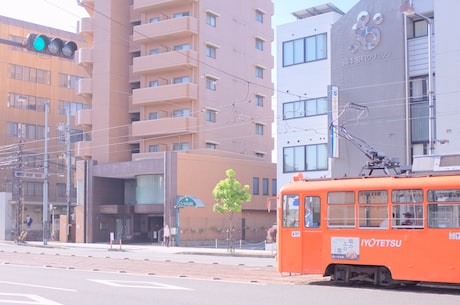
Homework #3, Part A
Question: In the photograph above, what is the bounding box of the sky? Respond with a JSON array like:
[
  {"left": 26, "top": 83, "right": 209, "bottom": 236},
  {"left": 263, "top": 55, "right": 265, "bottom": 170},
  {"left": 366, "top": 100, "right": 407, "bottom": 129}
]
[{"left": 1, "top": 0, "right": 360, "bottom": 33}]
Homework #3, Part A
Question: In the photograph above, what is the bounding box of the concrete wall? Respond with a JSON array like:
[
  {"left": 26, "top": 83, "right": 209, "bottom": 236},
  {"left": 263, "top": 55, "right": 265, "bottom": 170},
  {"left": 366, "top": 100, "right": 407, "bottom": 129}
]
[{"left": 331, "top": 0, "right": 407, "bottom": 176}]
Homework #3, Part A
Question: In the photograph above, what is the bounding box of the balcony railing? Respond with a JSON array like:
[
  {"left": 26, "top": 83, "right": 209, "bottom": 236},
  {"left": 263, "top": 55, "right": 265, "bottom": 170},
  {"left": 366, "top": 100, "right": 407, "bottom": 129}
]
[
  {"left": 133, "top": 16, "right": 198, "bottom": 42},
  {"left": 133, "top": 50, "right": 198, "bottom": 74},
  {"left": 132, "top": 82, "right": 198, "bottom": 104},
  {"left": 131, "top": 116, "right": 198, "bottom": 137},
  {"left": 133, "top": 0, "right": 194, "bottom": 11}
]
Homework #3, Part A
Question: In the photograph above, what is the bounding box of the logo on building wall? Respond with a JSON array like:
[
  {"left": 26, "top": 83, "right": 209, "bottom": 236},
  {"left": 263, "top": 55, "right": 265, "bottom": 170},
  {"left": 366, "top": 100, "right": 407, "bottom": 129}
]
[{"left": 349, "top": 11, "right": 384, "bottom": 53}]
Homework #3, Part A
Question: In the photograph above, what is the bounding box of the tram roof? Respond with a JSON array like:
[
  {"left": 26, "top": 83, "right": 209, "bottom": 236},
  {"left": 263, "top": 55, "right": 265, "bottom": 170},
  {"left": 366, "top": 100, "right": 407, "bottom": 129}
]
[{"left": 280, "top": 173, "right": 460, "bottom": 193}]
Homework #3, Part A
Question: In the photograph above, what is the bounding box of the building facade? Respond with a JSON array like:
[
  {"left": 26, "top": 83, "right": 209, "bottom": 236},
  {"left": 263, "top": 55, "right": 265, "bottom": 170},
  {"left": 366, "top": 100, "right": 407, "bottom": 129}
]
[
  {"left": 277, "top": 0, "right": 460, "bottom": 188},
  {"left": 74, "top": 0, "right": 276, "bottom": 245},
  {"left": 0, "top": 16, "right": 88, "bottom": 240},
  {"left": 276, "top": 4, "right": 344, "bottom": 189}
]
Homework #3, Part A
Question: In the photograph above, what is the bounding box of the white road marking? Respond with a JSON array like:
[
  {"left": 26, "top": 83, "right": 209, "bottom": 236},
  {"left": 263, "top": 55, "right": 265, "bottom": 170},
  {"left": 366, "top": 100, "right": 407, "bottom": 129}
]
[
  {"left": 88, "top": 279, "right": 192, "bottom": 290},
  {"left": 0, "top": 281, "right": 76, "bottom": 292},
  {"left": 0, "top": 292, "right": 63, "bottom": 305}
]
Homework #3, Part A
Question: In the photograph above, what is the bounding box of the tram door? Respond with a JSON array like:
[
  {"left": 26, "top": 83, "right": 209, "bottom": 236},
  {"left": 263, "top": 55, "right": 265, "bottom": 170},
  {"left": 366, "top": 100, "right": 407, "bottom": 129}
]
[
  {"left": 279, "top": 194, "right": 303, "bottom": 273},
  {"left": 302, "top": 196, "right": 322, "bottom": 273}
]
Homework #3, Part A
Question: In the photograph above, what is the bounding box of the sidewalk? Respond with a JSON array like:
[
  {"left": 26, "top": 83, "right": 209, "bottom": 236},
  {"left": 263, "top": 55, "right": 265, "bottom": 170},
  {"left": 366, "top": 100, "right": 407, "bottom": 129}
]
[{"left": 9, "top": 240, "right": 277, "bottom": 258}]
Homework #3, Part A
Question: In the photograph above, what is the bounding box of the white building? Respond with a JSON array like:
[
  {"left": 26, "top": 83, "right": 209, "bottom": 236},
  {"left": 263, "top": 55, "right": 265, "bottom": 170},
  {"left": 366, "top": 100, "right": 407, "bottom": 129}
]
[
  {"left": 276, "top": 4, "right": 344, "bottom": 189},
  {"left": 277, "top": 0, "right": 460, "bottom": 188}
]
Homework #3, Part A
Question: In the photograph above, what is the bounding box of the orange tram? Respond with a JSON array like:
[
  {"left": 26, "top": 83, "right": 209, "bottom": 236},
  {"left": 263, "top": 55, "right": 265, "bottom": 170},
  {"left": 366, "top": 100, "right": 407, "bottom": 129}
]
[{"left": 277, "top": 173, "right": 460, "bottom": 286}]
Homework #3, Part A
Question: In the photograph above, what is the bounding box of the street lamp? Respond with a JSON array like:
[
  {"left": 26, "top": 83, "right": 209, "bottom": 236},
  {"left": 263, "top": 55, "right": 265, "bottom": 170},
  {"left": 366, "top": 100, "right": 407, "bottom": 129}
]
[{"left": 401, "top": 1, "right": 435, "bottom": 155}]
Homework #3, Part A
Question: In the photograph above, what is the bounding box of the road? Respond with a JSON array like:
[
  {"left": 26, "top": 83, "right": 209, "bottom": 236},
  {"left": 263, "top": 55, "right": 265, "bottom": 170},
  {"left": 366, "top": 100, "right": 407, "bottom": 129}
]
[{"left": 0, "top": 241, "right": 459, "bottom": 305}]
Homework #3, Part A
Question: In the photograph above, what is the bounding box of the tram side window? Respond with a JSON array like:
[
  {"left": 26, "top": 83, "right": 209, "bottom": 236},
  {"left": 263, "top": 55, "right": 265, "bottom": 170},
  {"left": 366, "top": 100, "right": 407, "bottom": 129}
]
[
  {"left": 304, "top": 196, "right": 320, "bottom": 227},
  {"left": 427, "top": 189, "right": 460, "bottom": 228},
  {"left": 327, "top": 191, "right": 355, "bottom": 228},
  {"left": 392, "top": 189, "right": 423, "bottom": 228},
  {"left": 282, "top": 194, "right": 299, "bottom": 228},
  {"left": 358, "top": 190, "right": 388, "bottom": 228}
]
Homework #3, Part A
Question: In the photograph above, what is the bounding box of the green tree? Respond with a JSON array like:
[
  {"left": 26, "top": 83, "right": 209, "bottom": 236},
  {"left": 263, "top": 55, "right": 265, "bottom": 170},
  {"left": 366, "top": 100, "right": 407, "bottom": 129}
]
[{"left": 212, "top": 169, "right": 251, "bottom": 253}]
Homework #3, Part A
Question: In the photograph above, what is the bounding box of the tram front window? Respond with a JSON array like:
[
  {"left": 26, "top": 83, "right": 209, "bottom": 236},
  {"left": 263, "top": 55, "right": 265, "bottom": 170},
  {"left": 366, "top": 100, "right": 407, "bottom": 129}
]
[{"left": 282, "top": 194, "right": 299, "bottom": 228}]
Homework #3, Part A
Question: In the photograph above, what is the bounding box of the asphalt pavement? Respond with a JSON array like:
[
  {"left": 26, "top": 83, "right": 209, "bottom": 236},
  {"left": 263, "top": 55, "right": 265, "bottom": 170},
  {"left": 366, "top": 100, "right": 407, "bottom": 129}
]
[{"left": 0, "top": 240, "right": 324, "bottom": 284}]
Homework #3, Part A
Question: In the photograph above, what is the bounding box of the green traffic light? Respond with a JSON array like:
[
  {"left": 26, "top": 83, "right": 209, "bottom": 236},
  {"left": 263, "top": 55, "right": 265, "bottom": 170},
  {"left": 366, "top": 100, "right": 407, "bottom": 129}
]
[{"left": 33, "top": 35, "right": 46, "bottom": 52}]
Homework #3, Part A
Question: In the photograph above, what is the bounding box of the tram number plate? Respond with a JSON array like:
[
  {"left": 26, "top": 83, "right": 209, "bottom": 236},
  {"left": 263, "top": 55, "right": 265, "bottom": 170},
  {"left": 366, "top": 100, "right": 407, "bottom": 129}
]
[{"left": 291, "top": 231, "right": 301, "bottom": 237}]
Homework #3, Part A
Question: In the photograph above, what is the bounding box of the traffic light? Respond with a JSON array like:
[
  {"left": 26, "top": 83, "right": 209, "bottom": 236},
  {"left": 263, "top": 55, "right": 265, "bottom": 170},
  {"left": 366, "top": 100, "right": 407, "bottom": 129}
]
[{"left": 25, "top": 33, "right": 78, "bottom": 59}]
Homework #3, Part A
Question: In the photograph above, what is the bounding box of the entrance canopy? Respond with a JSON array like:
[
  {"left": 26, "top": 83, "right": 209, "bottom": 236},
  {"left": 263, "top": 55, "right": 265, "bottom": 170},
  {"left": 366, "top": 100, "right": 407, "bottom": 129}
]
[{"left": 176, "top": 195, "right": 205, "bottom": 208}]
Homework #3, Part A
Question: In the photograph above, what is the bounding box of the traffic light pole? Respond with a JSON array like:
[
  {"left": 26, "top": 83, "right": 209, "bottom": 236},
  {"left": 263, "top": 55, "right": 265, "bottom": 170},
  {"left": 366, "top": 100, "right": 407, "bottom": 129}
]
[{"left": 0, "top": 38, "right": 24, "bottom": 48}]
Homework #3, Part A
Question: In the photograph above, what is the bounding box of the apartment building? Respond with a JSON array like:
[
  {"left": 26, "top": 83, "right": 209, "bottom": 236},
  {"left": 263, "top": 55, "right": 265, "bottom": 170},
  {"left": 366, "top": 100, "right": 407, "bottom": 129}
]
[
  {"left": 0, "top": 16, "right": 88, "bottom": 240},
  {"left": 74, "top": 0, "right": 276, "bottom": 245},
  {"left": 277, "top": 0, "right": 460, "bottom": 188}
]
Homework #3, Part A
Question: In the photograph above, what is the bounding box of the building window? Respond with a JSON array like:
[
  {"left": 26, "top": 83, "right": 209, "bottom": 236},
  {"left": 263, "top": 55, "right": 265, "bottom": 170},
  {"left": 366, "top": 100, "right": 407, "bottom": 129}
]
[
  {"left": 271, "top": 179, "right": 277, "bottom": 196},
  {"left": 173, "top": 43, "right": 191, "bottom": 51},
  {"left": 173, "top": 76, "right": 190, "bottom": 84},
  {"left": 173, "top": 142, "right": 190, "bottom": 151},
  {"left": 7, "top": 93, "right": 48, "bottom": 112},
  {"left": 283, "top": 97, "right": 327, "bottom": 119},
  {"left": 263, "top": 178, "right": 269, "bottom": 196},
  {"left": 206, "top": 109, "right": 217, "bottom": 122},
  {"left": 206, "top": 44, "right": 217, "bottom": 58},
  {"left": 58, "top": 101, "right": 88, "bottom": 116},
  {"left": 283, "top": 144, "right": 328, "bottom": 173},
  {"left": 410, "top": 77, "right": 429, "bottom": 143},
  {"left": 173, "top": 108, "right": 190, "bottom": 117},
  {"left": 149, "top": 17, "right": 160, "bottom": 23},
  {"left": 149, "top": 48, "right": 160, "bottom": 55},
  {"left": 58, "top": 73, "right": 80, "bottom": 89},
  {"left": 149, "top": 80, "right": 159, "bottom": 87},
  {"left": 206, "top": 12, "right": 217, "bottom": 27},
  {"left": 413, "top": 19, "right": 428, "bottom": 38},
  {"left": 149, "top": 112, "right": 159, "bottom": 120},
  {"left": 206, "top": 142, "right": 217, "bottom": 149},
  {"left": 149, "top": 144, "right": 160, "bottom": 152},
  {"left": 8, "top": 64, "right": 50, "bottom": 84},
  {"left": 255, "top": 123, "right": 264, "bottom": 135},
  {"left": 253, "top": 177, "right": 259, "bottom": 195},
  {"left": 283, "top": 33, "right": 327, "bottom": 67},
  {"left": 256, "top": 9, "right": 264, "bottom": 23},
  {"left": 206, "top": 76, "right": 217, "bottom": 91},
  {"left": 255, "top": 66, "right": 264, "bottom": 79},
  {"left": 173, "top": 12, "right": 190, "bottom": 18},
  {"left": 255, "top": 95, "right": 264, "bottom": 107},
  {"left": 255, "top": 38, "right": 264, "bottom": 51},
  {"left": 7, "top": 122, "right": 19, "bottom": 137}
]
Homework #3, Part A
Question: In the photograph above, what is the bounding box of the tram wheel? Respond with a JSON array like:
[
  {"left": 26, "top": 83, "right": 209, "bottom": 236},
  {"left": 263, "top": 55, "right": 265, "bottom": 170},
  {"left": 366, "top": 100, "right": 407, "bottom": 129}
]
[
  {"left": 376, "top": 267, "right": 397, "bottom": 287},
  {"left": 333, "top": 265, "right": 350, "bottom": 284}
]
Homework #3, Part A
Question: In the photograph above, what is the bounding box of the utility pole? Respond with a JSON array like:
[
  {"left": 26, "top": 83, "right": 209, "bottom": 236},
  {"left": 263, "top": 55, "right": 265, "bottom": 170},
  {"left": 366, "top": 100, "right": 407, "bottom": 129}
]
[
  {"left": 14, "top": 140, "right": 24, "bottom": 239},
  {"left": 43, "top": 101, "right": 49, "bottom": 245},
  {"left": 66, "top": 102, "right": 72, "bottom": 240}
]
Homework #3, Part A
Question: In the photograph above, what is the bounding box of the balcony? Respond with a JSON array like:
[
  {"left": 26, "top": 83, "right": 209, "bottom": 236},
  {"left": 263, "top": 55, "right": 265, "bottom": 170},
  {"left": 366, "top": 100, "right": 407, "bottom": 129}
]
[
  {"left": 133, "top": 50, "right": 198, "bottom": 74},
  {"left": 131, "top": 116, "right": 198, "bottom": 137},
  {"left": 78, "top": 47, "right": 93, "bottom": 67},
  {"left": 132, "top": 83, "right": 198, "bottom": 105},
  {"left": 78, "top": 17, "right": 94, "bottom": 37},
  {"left": 77, "top": 78, "right": 93, "bottom": 96},
  {"left": 133, "top": 17, "right": 198, "bottom": 43},
  {"left": 75, "top": 108, "right": 92, "bottom": 127},
  {"left": 75, "top": 141, "right": 92, "bottom": 159},
  {"left": 133, "top": 0, "right": 194, "bottom": 11}
]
